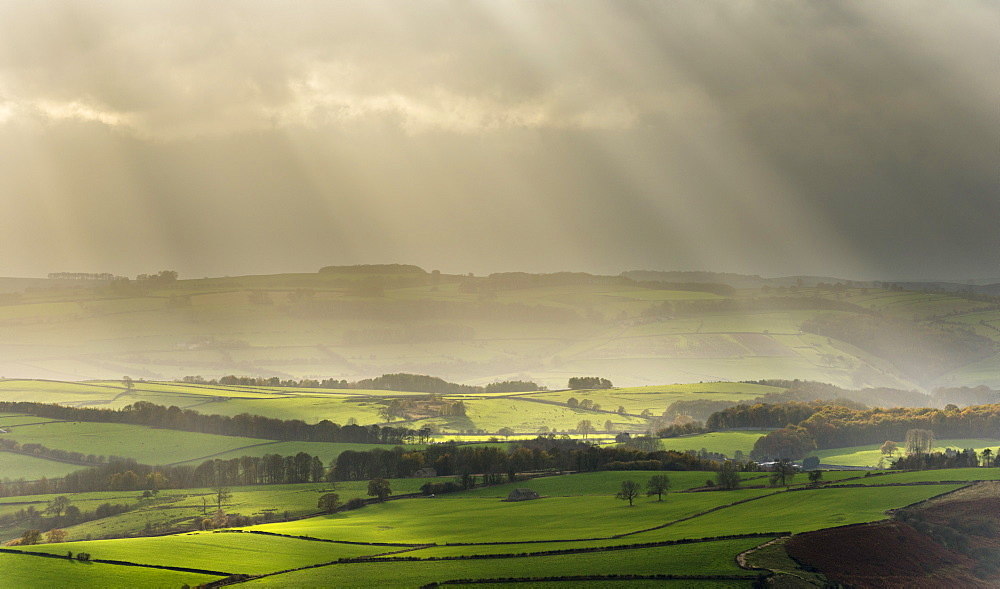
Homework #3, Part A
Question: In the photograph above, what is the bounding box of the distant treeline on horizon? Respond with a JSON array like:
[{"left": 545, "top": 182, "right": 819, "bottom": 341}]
[{"left": 181, "top": 372, "right": 544, "bottom": 395}]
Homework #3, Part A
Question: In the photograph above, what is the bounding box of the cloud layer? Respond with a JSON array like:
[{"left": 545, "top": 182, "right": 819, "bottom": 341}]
[{"left": 1, "top": 1, "right": 997, "bottom": 280}]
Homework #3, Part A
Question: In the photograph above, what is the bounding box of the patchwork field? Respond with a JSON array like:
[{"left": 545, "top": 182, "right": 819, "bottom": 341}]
[{"left": 5, "top": 464, "right": 998, "bottom": 587}]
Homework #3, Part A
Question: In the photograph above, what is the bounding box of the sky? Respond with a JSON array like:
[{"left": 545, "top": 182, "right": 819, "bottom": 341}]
[{"left": 0, "top": 0, "right": 998, "bottom": 281}]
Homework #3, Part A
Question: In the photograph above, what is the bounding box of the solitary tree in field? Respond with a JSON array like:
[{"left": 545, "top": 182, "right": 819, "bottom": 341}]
[
  {"left": 497, "top": 427, "right": 514, "bottom": 441},
  {"left": 318, "top": 493, "right": 340, "bottom": 514},
  {"left": 769, "top": 459, "right": 797, "bottom": 487},
  {"left": 880, "top": 440, "right": 899, "bottom": 460},
  {"left": 368, "top": 478, "right": 392, "bottom": 502},
  {"left": 615, "top": 480, "right": 641, "bottom": 506},
  {"left": 122, "top": 376, "right": 134, "bottom": 391},
  {"left": 646, "top": 475, "right": 671, "bottom": 501},
  {"left": 808, "top": 470, "right": 823, "bottom": 486},
  {"left": 576, "top": 420, "right": 595, "bottom": 440}
]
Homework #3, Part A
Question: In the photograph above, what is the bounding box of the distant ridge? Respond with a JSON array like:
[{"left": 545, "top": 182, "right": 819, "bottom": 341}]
[
  {"left": 621, "top": 270, "right": 867, "bottom": 289},
  {"left": 318, "top": 264, "right": 427, "bottom": 274}
]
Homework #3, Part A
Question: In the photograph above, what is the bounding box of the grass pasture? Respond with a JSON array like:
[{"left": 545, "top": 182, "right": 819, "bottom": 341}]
[
  {"left": 0, "top": 452, "right": 86, "bottom": 480},
  {"left": 659, "top": 430, "right": 772, "bottom": 456},
  {"left": 0, "top": 552, "right": 223, "bottom": 588},
  {"left": 18, "top": 530, "right": 392, "bottom": 576},
  {"left": 0, "top": 420, "right": 271, "bottom": 465},
  {"left": 813, "top": 438, "right": 1000, "bottom": 467},
  {"left": 243, "top": 537, "right": 769, "bottom": 588},
  {"left": 0, "top": 463, "right": 986, "bottom": 587}
]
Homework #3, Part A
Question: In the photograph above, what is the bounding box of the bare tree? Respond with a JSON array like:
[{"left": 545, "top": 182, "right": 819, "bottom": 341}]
[{"left": 615, "top": 480, "right": 641, "bottom": 506}]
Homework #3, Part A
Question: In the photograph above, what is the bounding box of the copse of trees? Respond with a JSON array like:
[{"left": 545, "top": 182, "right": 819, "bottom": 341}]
[{"left": 568, "top": 377, "right": 613, "bottom": 390}]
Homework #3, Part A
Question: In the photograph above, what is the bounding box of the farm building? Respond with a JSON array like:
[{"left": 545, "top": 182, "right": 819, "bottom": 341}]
[{"left": 506, "top": 488, "right": 540, "bottom": 501}]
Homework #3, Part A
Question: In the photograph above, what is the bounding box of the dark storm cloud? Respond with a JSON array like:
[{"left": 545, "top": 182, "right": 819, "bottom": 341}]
[{"left": 0, "top": 1, "right": 997, "bottom": 279}]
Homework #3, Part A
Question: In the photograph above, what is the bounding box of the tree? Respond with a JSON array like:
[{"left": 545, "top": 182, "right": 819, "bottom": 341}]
[
  {"left": 769, "top": 459, "right": 797, "bottom": 487},
  {"left": 213, "top": 486, "right": 232, "bottom": 510},
  {"left": 808, "top": 470, "right": 823, "bottom": 486},
  {"left": 716, "top": 461, "right": 741, "bottom": 490},
  {"left": 20, "top": 529, "right": 42, "bottom": 546},
  {"left": 982, "top": 448, "right": 993, "bottom": 467},
  {"left": 566, "top": 397, "right": 580, "bottom": 408},
  {"left": 497, "top": 427, "right": 514, "bottom": 441},
  {"left": 46, "top": 496, "right": 70, "bottom": 518},
  {"left": 604, "top": 419, "right": 613, "bottom": 432},
  {"left": 211, "top": 509, "right": 228, "bottom": 529},
  {"left": 318, "top": 493, "right": 340, "bottom": 514},
  {"left": 617, "top": 405, "right": 626, "bottom": 415},
  {"left": 122, "top": 376, "right": 134, "bottom": 391},
  {"left": 905, "top": 429, "right": 935, "bottom": 455},
  {"left": 880, "top": 440, "right": 899, "bottom": 459},
  {"left": 615, "top": 480, "right": 641, "bottom": 506},
  {"left": 45, "top": 529, "right": 68, "bottom": 543},
  {"left": 368, "top": 478, "right": 392, "bottom": 502},
  {"left": 646, "top": 475, "right": 671, "bottom": 501},
  {"left": 576, "top": 420, "right": 595, "bottom": 440}
]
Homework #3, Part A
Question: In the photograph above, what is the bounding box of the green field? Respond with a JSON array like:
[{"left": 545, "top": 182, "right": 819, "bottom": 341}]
[
  {"left": 0, "top": 552, "right": 223, "bottom": 588},
  {"left": 242, "top": 538, "right": 767, "bottom": 587},
  {"left": 660, "top": 430, "right": 772, "bottom": 456},
  {"left": 20, "top": 531, "right": 392, "bottom": 575},
  {"left": 813, "top": 438, "right": 1000, "bottom": 467},
  {"left": 3, "top": 461, "right": 991, "bottom": 586},
  {"left": 0, "top": 452, "right": 85, "bottom": 480},
  {"left": 0, "top": 420, "right": 273, "bottom": 465}
]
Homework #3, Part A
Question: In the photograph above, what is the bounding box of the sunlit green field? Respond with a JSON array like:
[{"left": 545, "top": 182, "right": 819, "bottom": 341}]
[
  {"left": 241, "top": 538, "right": 767, "bottom": 588},
  {"left": 0, "top": 452, "right": 85, "bottom": 480},
  {"left": 20, "top": 531, "right": 391, "bottom": 575},
  {"left": 6, "top": 464, "right": 996, "bottom": 587},
  {"left": 813, "top": 438, "right": 1000, "bottom": 467},
  {"left": 0, "top": 420, "right": 271, "bottom": 465},
  {"left": 660, "top": 430, "right": 772, "bottom": 456},
  {"left": 0, "top": 553, "right": 223, "bottom": 588}
]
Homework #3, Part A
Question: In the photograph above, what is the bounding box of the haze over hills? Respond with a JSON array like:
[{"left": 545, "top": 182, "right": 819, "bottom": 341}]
[{"left": 1, "top": 265, "right": 998, "bottom": 395}]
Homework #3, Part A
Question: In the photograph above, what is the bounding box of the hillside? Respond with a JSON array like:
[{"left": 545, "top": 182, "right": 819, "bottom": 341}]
[{"left": 0, "top": 268, "right": 998, "bottom": 393}]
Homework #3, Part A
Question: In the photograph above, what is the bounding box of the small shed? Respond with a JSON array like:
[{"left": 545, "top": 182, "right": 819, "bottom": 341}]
[
  {"left": 506, "top": 488, "right": 540, "bottom": 502},
  {"left": 412, "top": 467, "right": 437, "bottom": 478}
]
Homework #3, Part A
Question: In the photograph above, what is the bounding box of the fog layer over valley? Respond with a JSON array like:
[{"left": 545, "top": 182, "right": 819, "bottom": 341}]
[{"left": 1, "top": 266, "right": 998, "bottom": 395}]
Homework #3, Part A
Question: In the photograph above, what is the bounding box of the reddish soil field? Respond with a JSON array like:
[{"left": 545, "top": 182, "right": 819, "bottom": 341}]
[{"left": 785, "top": 520, "right": 987, "bottom": 588}]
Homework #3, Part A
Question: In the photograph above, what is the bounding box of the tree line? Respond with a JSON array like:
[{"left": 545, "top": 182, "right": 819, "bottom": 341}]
[
  {"left": 184, "top": 372, "right": 542, "bottom": 395},
  {"left": 0, "top": 449, "right": 335, "bottom": 498},
  {"left": 0, "top": 400, "right": 419, "bottom": 445},
  {"left": 330, "top": 436, "right": 719, "bottom": 482},
  {"left": 709, "top": 400, "right": 1000, "bottom": 452}
]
